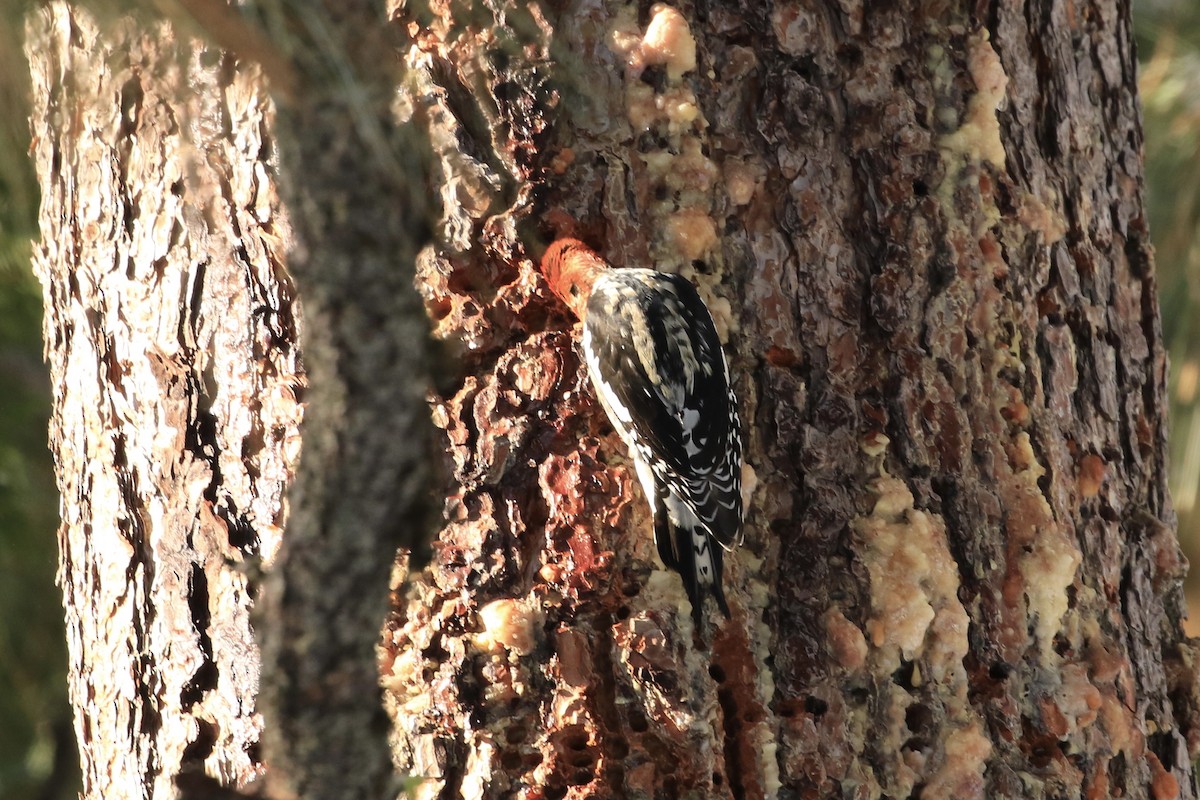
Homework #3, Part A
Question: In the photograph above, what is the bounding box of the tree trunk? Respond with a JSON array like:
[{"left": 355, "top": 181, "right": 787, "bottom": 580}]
[
  {"left": 253, "top": 0, "right": 437, "bottom": 797},
  {"left": 382, "top": 1, "right": 1200, "bottom": 799},
  {"left": 25, "top": 1, "right": 436, "bottom": 797},
  {"left": 28, "top": 0, "right": 1200, "bottom": 799},
  {"left": 27, "top": 5, "right": 298, "bottom": 797}
]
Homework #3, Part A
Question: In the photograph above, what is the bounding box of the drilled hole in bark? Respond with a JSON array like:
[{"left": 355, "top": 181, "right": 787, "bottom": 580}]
[
  {"left": 501, "top": 751, "right": 523, "bottom": 771},
  {"left": 616, "top": 605, "right": 631, "bottom": 620},
  {"left": 989, "top": 661, "right": 1013, "bottom": 680},
  {"left": 928, "top": 257, "right": 955, "bottom": 294},
  {"left": 905, "top": 703, "right": 933, "bottom": 736},
  {"left": 709, "top": 664, "right": 726, "bottom": 683},
  {"left": 563, "top": 729, "right": 589, "bottom": 751},
  {"left": 506, "top": 725, "right": 527, "bottom": 744},
  {"left": 804, "top": 696, "right": 828, "bottom": 716},
  {"left": 1030, "top": 743, "right": 1056, "bottom": 768},
  {"left": 1021, "top": 715, "right": 1063, "bottom": 768},
  {"left": 570, "top": 768, "right": 593, "bottom": 785},
  {"left": 787, "top": 57, "right": 816, "bottom": 81},
  {"left": 629, "top": 711, "right": 649, "bottom": 732},
  {"left": 713, "top": 771, "right": 724, "bottom": 787},
  {"left": 544, "top": 784, "right": 567, "bottom": 800},
  {"left": 912, "top": 179, "right": 929, "bottom": 196},
  {"left": 608, "top": 737, "right": 629, "bottom": 758},
  {"left": 447, "top": 261, "right": 491, "bottom": 295},
  {"left": 892, "top": 659, "right": 916, "bottom": 689},
  {"left": 639, "top": 64, "right": 667, "bottom": 92},
  {"left": 428, "top": 296, "right": 453, "bottom": 321},
  {"left": 1148, "top": 731, "right": 1178, "bottom": 771}
]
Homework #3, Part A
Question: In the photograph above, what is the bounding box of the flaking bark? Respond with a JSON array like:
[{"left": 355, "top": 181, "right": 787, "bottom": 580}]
[
  {"left": 27, "top": 5, "right": 299, "bottom": 797},
  {"left": 28, "top": 0, "right": 1200, "bottom": 797},
  {"left": 381, "top": 1, "right": 1200, "bottom": 799},
  {"left": 255, "top": 0, "right": 437, "bottom": 797},
  {"left": 27, "top": 1, "right": 437, "bottom": 798}
]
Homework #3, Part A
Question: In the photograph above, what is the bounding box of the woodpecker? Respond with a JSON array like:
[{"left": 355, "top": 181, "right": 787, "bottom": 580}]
[{"left": 540, "top": 239, "right": 743, "bottom": 627}]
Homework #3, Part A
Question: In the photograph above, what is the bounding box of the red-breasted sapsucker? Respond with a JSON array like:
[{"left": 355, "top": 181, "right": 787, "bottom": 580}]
[{"left": 540, "top": 238, "right": 743, "bottom": 626}]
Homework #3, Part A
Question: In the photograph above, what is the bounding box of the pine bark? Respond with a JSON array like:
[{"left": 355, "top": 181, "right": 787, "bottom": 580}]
[
  {"left": 26, "top": 1, "right": 435, "bottom": 798},
  {"left": 26, "top": 5, "right": 298, "bottom": 797},
  {"left": 383, "top": 1, "right": 1200, "bottom": 799},
  {"left": 253, "top": 0, "right": 437, "bottom": 797},
  {"left": 28, "top": 0, "right": 1200, "bottom": 799}
]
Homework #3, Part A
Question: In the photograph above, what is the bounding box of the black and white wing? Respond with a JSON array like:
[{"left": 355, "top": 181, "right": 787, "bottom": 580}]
[{"left": 581, "top": 269, "right": 743, "bottom": 548}]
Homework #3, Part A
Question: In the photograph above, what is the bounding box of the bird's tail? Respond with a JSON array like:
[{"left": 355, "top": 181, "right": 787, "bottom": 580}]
[{"left": 655, "top": 501, "right": 730, "bottom": 628}]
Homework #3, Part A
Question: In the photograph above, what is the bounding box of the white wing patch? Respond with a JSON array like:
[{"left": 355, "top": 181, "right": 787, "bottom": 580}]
[
  {"left": 599, "top": 272, "right": 698, "bottom": 419},
  {"left": 681, "top": 407, "right": 703, "bottom": 457},
  {"left": 584, "top": 325, "right": 635, "bottom": 425},
  {"left": 584, "top": 268, "right": 743, "bottom": 579}
]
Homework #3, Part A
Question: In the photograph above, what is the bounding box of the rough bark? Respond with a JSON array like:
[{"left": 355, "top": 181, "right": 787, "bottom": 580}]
[
  {"left": 380, "top": 1, "right": 1200, "bottom": 799},
  {"left": 26, "top": 1, "right": 437, "bottom": 797},
  {"left": 29, "top": 0, "right": 1200, "bottom": 797},
  {"left": 253, "top": 0, "right": 437, "bottom": 798},
  {"left": 26, "top": 5, "right": 299, "bottom": 798}
]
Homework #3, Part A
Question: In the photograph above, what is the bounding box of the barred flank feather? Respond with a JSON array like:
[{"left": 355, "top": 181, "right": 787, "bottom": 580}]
[
  {"left": 539, "top": 241, "right": 743, "bottom": 628},
  {"left": 582, "top": 270, "right": 742, "bottom": 625}
]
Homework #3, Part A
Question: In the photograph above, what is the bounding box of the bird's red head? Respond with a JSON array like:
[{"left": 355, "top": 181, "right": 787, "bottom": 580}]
[{"left": 539, "top": 238, "right": 608, "bottom": 320}]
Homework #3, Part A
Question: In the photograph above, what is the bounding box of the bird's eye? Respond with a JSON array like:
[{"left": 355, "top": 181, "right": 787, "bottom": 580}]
[{"left": 569, "top": 284, "right": 580, "bottom": 298}]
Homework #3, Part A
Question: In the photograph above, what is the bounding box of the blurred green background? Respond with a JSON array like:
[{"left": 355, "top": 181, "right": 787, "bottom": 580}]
[
  {"left": 1, "top": 2, "right": 1199, "bottom": 798},
  {"left": 1143, "top": 1, "right": 1200, "bottom": 603},
  {"left": 0, "top": 1, "right": 79, "bottom": 798}
]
